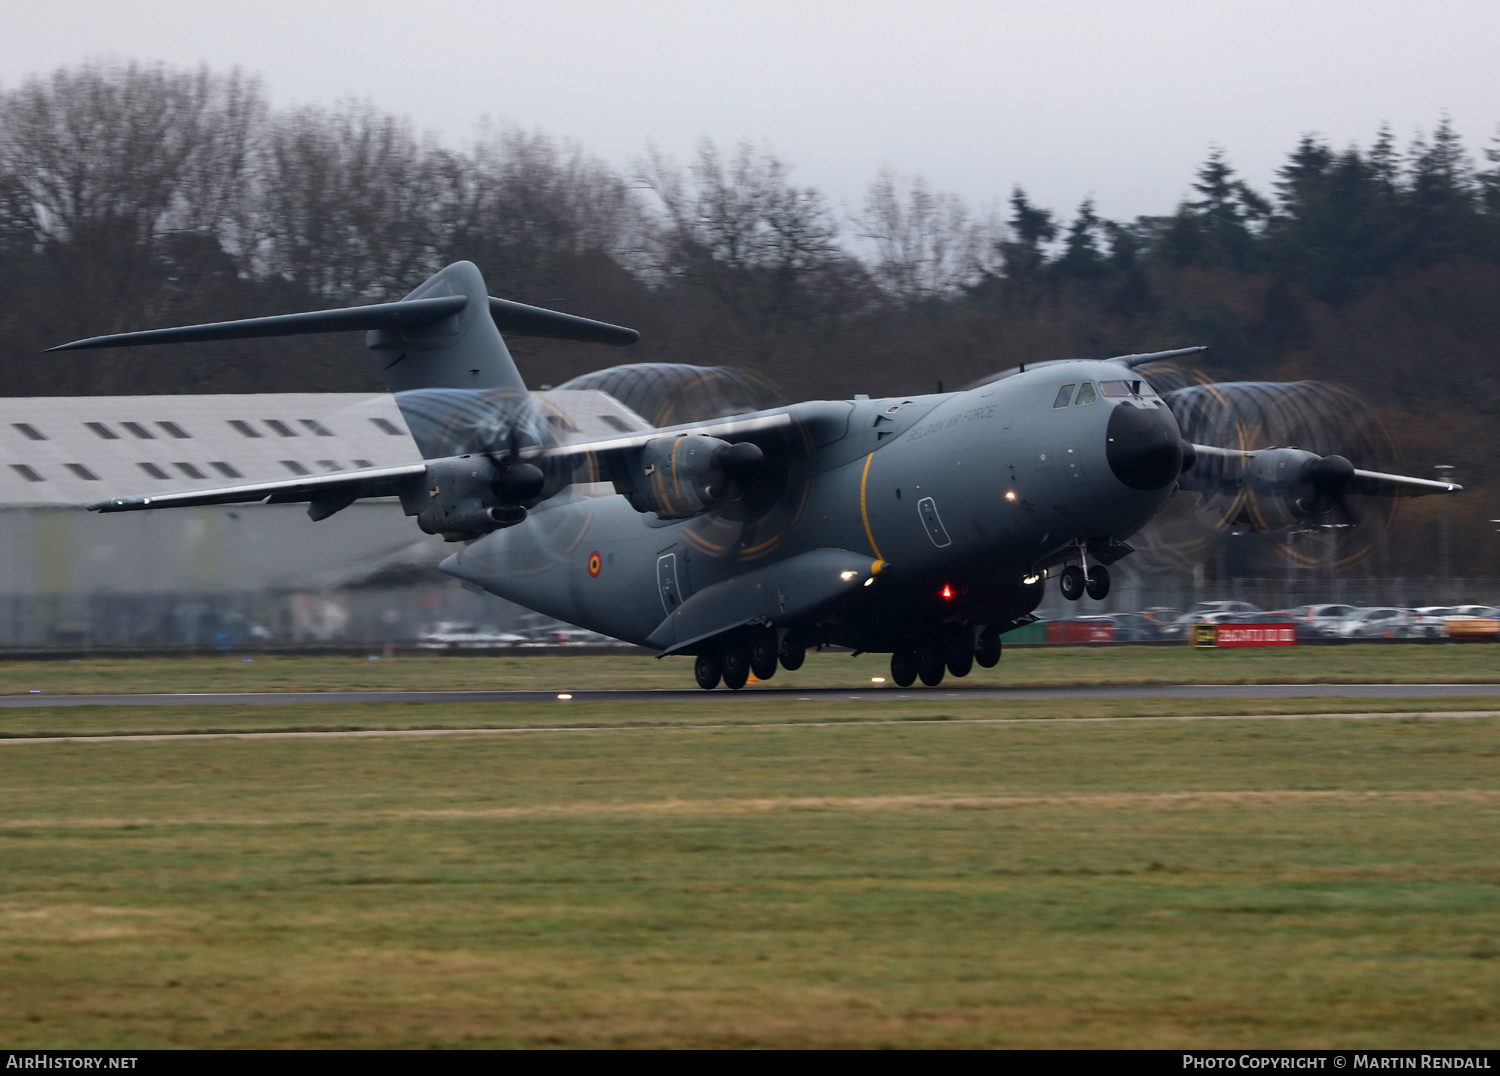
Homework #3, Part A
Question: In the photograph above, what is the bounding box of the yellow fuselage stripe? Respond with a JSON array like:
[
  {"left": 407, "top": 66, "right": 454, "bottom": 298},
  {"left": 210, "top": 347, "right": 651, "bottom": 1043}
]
[{"left": 860, "top": 452, "right": 885, "bottom": 562}]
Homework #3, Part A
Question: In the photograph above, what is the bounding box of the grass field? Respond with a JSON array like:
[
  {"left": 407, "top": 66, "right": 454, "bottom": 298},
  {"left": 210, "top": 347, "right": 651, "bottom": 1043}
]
[
  {"left": 2, "top": 649, "right": 1499, "bottom": 1048},
  {"left": 2, "top": 642, "right": 1497, "bottom": 696}
]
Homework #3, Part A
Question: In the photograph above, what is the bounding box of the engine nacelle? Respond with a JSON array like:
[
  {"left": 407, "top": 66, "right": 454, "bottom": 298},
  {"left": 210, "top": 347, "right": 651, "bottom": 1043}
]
[
  {"left": 404, "top": 454, "right": 545, "bottom": 541},
  {"left": 1219, "top": 447, "right": 1356, "bottom": 530},
  {"left": 621, "top": 436, "right": 763, "bottom": 519}
]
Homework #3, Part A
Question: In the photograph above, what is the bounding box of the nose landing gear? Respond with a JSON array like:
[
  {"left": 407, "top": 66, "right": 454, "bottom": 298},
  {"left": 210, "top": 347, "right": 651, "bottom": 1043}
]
[{"left": 1058, "top": 552, "right": 1110, "bottom": 602}]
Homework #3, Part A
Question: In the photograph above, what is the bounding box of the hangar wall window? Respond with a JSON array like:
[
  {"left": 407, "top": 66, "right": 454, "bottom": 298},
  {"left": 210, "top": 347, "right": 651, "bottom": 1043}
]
[
  {"left": 13, "top": 422, "right": 46, "bottom": 440},
  {"left": 158, "top": 421, "right": 191, "bottom": 439},
  {"left": 1052, "top": 385, "right": 1076, "bottom": 408},
  {"left": 122, "top": 422, "right": 154, "bottom": 439},
  {"left": 281, "top": 460, "right": 309, "bottom": 475},
  {"left": 1075, "top": 382, "right": 1098, "bottom": 405},
  {"left": 65, "top": 463, "right": 99, "bottom": 480},
  {"left": 300, "top": 419, "right": 334, "bottom": 436},
  {"left": 210, "top": 461, "right": 242, "bottom": 478},
  {"left": 265, "top": 419, "right": 297, "bottom": 437},
  {"left": 138, "top": 462, "right": 170, "bottom": 480},
  {"left": 229, "top": 420, "right": 262, "bottom": 438},
  {"left": 10, "top": 464, "right": 43, "bottom": 482},
  {"left": 370, "top": 417, "right": 403, "bottom": 436},
  {"left": 174, "top": 462, "right": 205, "bottom": 479},
  {"left": 85, "top": 422, "right": 120, "bottom": 440}
]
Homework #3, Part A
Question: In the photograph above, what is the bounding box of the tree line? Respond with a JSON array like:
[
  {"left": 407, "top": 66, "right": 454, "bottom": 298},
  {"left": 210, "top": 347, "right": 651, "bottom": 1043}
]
[{"left": 3, "top": 60, "right": 1499, "bottom": 569}]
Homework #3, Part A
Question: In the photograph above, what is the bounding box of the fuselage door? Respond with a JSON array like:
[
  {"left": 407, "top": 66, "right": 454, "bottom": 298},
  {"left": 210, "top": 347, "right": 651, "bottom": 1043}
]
[
  {"left": 917, "top": 496, "right": 953, "bottom": 548},
  {"left": 657, "top": 552, "right": 683, "bottom": 616}
]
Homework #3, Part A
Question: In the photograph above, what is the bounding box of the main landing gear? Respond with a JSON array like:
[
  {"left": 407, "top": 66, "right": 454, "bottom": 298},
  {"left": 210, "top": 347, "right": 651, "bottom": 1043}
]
[
  {"left": 889, "top": 624, "right": 1002, "bottom": 689},
  {"left": 694, "top": 626, "right": 804, "bottom": 690}
]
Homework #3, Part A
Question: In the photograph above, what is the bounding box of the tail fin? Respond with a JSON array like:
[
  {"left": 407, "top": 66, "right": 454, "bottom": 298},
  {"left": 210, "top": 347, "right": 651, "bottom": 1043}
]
[
  {"left": 49, "top": 260, "right": 639, "bottom": 457},
  {"left": 367, "top": 261, "right": 525, "bottom": 397}
]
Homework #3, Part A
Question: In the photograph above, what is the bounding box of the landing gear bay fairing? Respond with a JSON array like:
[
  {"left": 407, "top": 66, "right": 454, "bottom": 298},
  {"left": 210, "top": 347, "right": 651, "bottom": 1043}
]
[{"left": 58, "top": 262, "right": 1460, "bottom": 688}]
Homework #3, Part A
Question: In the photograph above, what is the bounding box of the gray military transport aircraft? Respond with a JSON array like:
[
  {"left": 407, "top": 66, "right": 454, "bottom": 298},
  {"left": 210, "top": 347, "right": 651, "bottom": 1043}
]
[{"left": 56, "top": 261, "right": 1461, "bottom": 689}]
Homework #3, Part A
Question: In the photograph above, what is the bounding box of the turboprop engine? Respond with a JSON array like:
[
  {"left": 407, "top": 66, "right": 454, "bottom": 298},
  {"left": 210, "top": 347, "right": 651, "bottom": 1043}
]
[
  {"left": 404, "top": 454, "right": 547, "bottom": 540},
  {"left": 1189, "top": 445, "right": 1357, "bottom": 530},
  {"left": 621, "top": 435, "right": 764, "bottom": 519}
]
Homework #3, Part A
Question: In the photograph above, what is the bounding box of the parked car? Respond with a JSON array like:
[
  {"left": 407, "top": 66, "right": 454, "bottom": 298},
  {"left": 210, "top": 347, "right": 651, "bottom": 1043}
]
[
  {"left": 1137, "top": 608, "right": 1184, "bottom": 630},
  {"left": 1335, "top": 607, "right": 1421, "bottom": 639},
  {"left": 1105, "top": 612, "right": 1167, "bottom": 641},
  {"left": 1279, "top": 603, "right": 1361, "bottom": 638},
  {"left": 1186, "top": 600, "right": 1263, "bottom": 617},
  {"left": 417, "top": 623, "right": 527, "bottom": 649}
]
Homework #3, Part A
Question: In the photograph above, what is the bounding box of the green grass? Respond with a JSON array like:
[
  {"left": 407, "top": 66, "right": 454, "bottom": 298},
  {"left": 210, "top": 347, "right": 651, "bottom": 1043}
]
[
  {"left": 2, "top": 696, "right": 1500, "bottom": 741},
  {"left": 3, "top": 642, "right": 1498, "bottom": 696},
  {"left": 2, "top": 711, "right": 1499, "bottom": 1047}
]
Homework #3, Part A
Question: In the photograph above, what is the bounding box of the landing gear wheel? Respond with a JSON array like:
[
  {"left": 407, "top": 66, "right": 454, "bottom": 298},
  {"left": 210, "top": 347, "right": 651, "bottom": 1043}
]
[
  {"left": 1085, "top": 564, "right": 1111, "bottom": 600},
  {"left": 975, "top": 629, "right": 1002, "bottom": 669},
  {"left": 1059, "top": 564, "right": 1086, "bottom": 601},
  {"left": 694, "top": 651, "right": 722, "bottom": 690},
  {"left": 917, "top": 641, "right": 946, "bottom": 687},
  {"left": 722, "top": 639, "right": 751, "bottom": 690},
  {"left": 750, "top": 630, "right": 778, "bottom": 681},
  {"left": 779, "top": 632, "right": 806, "bottom": 672},
  {"left": 890, "top": 649, "right": 917, "bottom": 688},
  {"left": 945, "top": 626, "right": 974, "bottom": 678}
]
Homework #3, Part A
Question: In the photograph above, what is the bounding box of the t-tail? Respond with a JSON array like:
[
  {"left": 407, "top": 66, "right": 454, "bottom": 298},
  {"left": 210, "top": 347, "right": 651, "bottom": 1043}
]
[{"left": 48, "top": 260, "right": 638, "bottom": 458}]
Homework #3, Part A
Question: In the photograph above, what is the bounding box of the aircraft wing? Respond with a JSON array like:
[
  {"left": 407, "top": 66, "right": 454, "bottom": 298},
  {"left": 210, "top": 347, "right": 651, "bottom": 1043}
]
[
  {"left": 1185, "top": 444, "right": 1462, "bottom": 497},
  {"left": 89, "top": 462, "right": 429, "bottom": 519},
  {"left": 543, "top": 411, "right": 793, "bottom": 471},
  {"left": 1344, "top": 468, "right": 1461, "bottom": 497},
  {"left": 85, "top": 412, "right": 796, "bottom": 519}
]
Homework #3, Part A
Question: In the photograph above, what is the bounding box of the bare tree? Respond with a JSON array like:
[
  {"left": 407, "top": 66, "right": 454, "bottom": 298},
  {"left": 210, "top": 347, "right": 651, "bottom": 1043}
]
[
  {"left": 637, "top": 140, "right": 854, "bottom": 333},
  {"left": 0, "top": 61, "right": 266, "bottom": 389},
  {"left": 256, "top": 100, "right": 447, "bottom": 301},
  {"left": 854, "top": 169, "right": 995, "bottom": 304},
  {"left": 440, "top": 124, "right": 647, "bottom": 300}
]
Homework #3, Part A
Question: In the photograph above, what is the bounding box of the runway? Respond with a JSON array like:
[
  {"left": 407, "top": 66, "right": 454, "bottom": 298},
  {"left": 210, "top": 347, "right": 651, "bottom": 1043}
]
[{"left": 5, "top": 682, "right": 1500, "bottom": 707}]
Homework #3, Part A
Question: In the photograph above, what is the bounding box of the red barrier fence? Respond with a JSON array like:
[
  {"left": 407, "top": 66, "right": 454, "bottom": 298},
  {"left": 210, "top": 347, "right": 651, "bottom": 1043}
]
[{"left": 1045, "top": 620, "right": 1116, "bottom": 644}]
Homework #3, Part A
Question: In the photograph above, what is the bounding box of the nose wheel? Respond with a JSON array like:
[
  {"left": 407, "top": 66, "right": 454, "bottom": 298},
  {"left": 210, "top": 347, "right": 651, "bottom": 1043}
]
[{"left": 1059, "top": 563, "right": 1110, "bottom": 601}]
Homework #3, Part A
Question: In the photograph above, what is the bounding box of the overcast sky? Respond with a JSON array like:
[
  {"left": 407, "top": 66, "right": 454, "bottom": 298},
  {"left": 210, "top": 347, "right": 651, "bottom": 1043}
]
[{"left": 5, "top": 0, "right": 1496, "bottom": 225}]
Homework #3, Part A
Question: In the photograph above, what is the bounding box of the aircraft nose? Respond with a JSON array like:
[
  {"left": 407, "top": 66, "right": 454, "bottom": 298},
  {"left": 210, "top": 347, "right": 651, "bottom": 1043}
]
[{"left": 1105, "top": 401, "right": 1182, "bottom": 491}]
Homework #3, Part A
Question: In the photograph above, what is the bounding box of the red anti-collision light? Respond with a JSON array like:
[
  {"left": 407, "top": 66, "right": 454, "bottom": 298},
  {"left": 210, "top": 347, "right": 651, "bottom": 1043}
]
[{"left": 941, "top": 584, "right": 953, "bottom": 600}]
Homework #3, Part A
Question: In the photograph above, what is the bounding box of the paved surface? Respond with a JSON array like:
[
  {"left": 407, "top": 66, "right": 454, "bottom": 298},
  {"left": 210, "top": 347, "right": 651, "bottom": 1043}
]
[
  {"left": 2, "top": 709, "right": 1497, "bottom": 746},
  {"left": 4, "top": 682, "right": 1500, "bottom": 708}
]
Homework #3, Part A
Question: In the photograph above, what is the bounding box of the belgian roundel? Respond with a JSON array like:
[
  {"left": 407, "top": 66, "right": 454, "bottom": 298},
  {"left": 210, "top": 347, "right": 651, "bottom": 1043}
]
[{"left": 588, "top": 551, "right": 602, "bottom": 577}]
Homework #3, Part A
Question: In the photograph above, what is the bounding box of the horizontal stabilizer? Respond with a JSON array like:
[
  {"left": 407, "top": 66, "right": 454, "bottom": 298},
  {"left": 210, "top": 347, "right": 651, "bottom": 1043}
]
[
  {"left": 489, "top": 298, "right": 639, "bottom": 346},
  {"left": 50, "top": 294, "right": 639, "bottom": 352},
  {"left": 49, "top": 296, "right": 469, "bottom": 351}
]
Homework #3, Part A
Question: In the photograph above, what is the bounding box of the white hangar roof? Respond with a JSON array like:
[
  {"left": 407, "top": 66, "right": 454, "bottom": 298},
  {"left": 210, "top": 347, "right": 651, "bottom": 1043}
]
[{"left": 0, "top": 390, "right": 651, "bottom": 507}]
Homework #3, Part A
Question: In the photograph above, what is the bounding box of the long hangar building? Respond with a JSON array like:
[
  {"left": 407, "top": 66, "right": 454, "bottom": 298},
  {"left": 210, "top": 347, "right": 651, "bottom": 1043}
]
[{"left": 0, "top": 391, "right": 649, "bottom": 648}]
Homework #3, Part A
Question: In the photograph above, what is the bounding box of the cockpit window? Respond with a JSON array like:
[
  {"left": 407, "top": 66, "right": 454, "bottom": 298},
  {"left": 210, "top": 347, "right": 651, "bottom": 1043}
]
[
  {"left": 1135, "top": 379, "right": 1157, "bottom": 396},
  {"left": 1053, "top": 385, "right": 1076, "bottom": 408},
  {"left": 1075, "top": 382, "right": 1098, "bottom": 405},
  {"left": 1099, "top": 379, "right": 1133, "bottom": 397}
]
